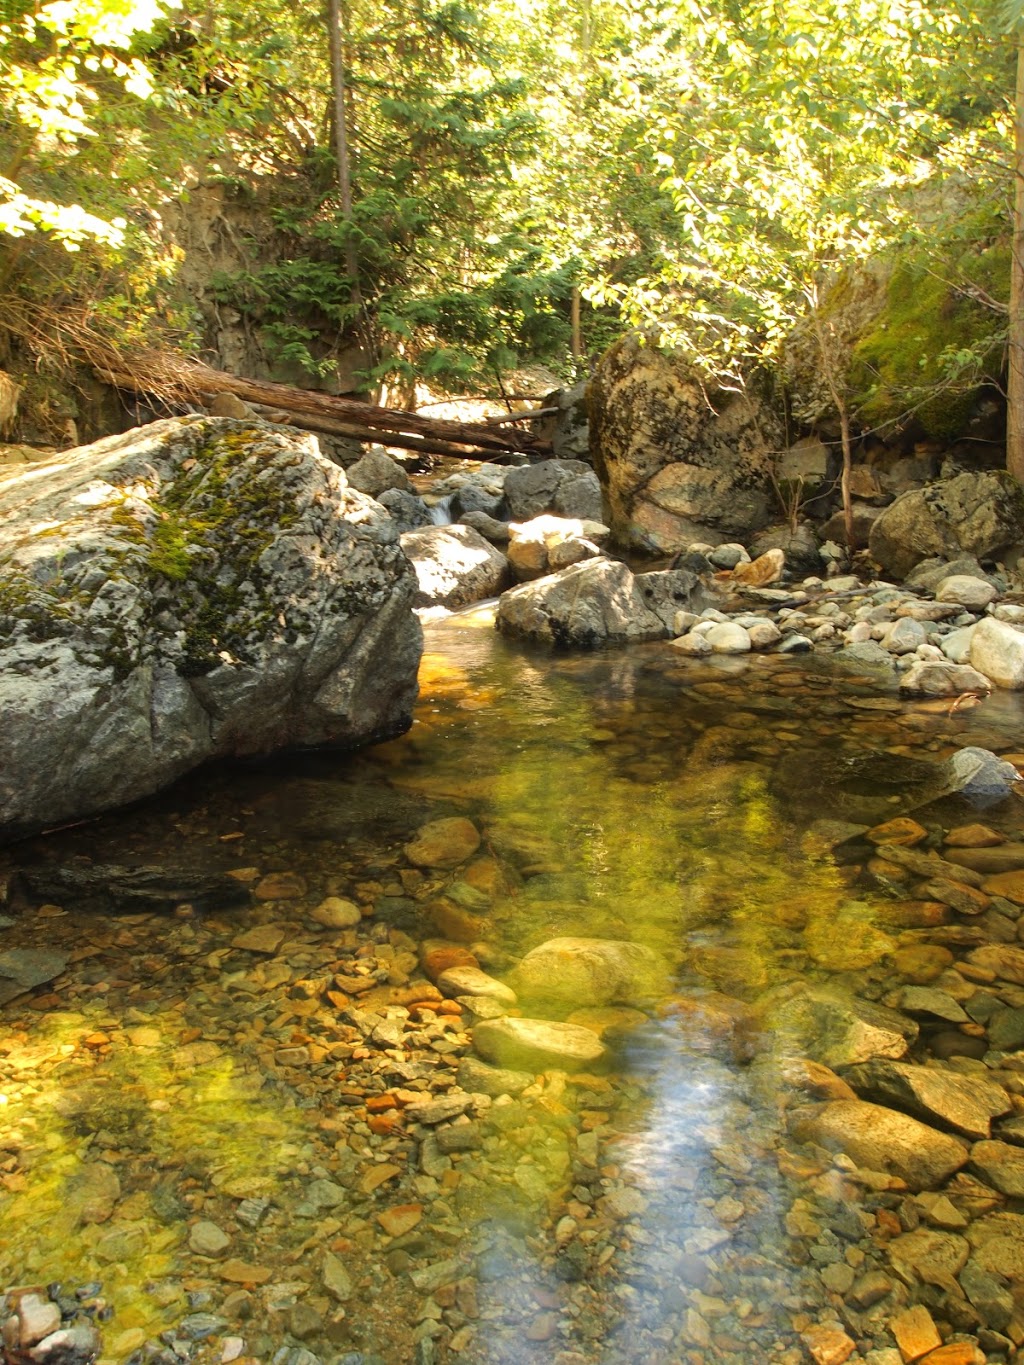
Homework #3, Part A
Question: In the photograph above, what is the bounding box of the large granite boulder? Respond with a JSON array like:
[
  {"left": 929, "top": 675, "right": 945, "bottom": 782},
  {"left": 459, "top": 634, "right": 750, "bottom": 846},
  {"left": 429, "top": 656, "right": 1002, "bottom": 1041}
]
[
  {"left": 0, "top": 417, "right": 422, "bottom": 842},
  {"left": 868, "top": 471, "right": 1024, "bottom": 580},
  {"left": 589, "top": 334, "right": 784, "bottom": 553},
  {"left": 399, "top": 523, "right": 509, "bottom": 609}
]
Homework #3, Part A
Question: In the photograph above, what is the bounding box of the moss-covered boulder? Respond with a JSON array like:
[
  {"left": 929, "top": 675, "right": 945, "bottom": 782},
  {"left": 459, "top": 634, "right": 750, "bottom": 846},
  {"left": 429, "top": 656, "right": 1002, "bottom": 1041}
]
[
  {"left": 868, "top": 471, "right": 1024, "bottom": 580},
  {"left": 0, "top": 416, "right": 422, "bottom": 842},
  {"left": 589, "top": 334, "right": 783, "bottom": 554}
]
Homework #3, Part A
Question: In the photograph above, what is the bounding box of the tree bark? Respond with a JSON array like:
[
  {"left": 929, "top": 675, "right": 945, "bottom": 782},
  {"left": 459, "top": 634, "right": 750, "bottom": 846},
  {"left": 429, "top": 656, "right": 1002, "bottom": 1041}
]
[
  {"left": 838, "top": 398, "right": 855, "bottom": 551},
  {"left": 571, "top": 286, "right": 582, "bottom": 362},
  {"left": 327, "top": 0, "right": 360, "bottom": 299},
  {"left": 1008, "top": 30, "right": 1024, "bottom": 483}
]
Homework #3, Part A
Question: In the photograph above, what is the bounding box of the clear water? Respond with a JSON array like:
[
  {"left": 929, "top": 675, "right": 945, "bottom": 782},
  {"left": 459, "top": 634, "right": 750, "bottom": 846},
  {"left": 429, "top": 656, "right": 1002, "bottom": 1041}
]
[{"left": 1, "top": 613, "right": 1022, "bottom": 1363}]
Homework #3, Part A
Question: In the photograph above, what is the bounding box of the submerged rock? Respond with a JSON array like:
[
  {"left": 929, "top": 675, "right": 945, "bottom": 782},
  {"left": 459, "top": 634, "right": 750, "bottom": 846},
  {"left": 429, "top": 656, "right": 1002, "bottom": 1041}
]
[
  {"left": 764, "top": 987, "right": 918, "bottom": 1068},
  {"left": 790, "top": 1100, "right": 968, "bottom": 1189},
  {"left": 0, "top": 417, "right": 421, "bottom": 842},
  {"left": 512, "top": 937, "right": 669, "bottom": 1010},
  {"left": 472, "top": 1015, "right": 608, "bottom": 1071}
]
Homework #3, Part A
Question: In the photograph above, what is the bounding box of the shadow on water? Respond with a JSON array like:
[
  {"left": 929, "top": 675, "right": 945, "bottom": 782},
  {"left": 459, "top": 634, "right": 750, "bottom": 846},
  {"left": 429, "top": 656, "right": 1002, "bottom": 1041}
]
[{"left": 1, "top": 613, "right": 1023, "bottom": 1361}]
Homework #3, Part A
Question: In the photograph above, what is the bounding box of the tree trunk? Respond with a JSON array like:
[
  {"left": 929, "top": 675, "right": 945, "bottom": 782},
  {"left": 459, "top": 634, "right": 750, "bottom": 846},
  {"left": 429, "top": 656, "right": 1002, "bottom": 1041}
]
[
  {"left": 96, "top": 361, "right": 552, "bottom": 458},
  {"left": 327, "top": 0, "right": 360, "bottom": 299},
  {"left": 1008, "top": 30, "right": 1024, "bottom": 483},
  {"left": 838, "top": 398, "right": 855, "bottom": 551},
  {"left": 570, "top": 286, "right": 582, "bottom": 362}
]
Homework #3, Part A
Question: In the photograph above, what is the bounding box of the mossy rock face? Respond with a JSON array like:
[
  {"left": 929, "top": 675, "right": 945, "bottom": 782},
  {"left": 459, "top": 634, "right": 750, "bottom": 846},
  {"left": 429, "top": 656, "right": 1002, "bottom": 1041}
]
[
  {"left": 0, "top": 416, "right": 422, "bottom": 842},
  {"left": 850, "top": 247, "right": 1007, "bottom": 440},
  {"left": 868, "top": 470, "right": 1024, "bottom": 580},
  {"left": 590, "top": 334, "right": 784, "bottom": 554}
]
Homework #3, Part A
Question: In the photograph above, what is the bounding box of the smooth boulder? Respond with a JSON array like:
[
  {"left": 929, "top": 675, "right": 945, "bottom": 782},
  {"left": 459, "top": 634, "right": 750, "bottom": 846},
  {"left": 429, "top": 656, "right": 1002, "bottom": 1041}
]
[
  {"left": 790, "top": 1100, "right": 968, "bottom": 1190},
  {"left": 0, "top": 417, "right": 422, "bottom": 842},
  {"left": 472, "top": 1015, "right": 608, "bottom": 1072},
  {"left": 513, "top": 937, "right": 669, "bottom": 1010}
]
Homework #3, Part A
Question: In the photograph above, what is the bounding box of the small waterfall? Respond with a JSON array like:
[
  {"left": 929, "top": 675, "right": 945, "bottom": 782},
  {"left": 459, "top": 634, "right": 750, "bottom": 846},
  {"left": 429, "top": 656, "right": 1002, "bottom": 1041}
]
[{"left": 426, "top": 494, "right": 455, "bottom": 526}]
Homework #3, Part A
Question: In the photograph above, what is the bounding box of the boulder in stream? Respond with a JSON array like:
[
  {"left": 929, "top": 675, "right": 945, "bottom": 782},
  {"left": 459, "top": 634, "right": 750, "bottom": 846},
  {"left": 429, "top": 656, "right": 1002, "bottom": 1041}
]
[
  {"left": 399, "top": 523, "right": 510, "bottom": 609},
  {"left": 495, "top": 557, "right": 703, "bottom": 647},
  {"left": 0, "top": 417, "right": 422, "bottom": 842}
]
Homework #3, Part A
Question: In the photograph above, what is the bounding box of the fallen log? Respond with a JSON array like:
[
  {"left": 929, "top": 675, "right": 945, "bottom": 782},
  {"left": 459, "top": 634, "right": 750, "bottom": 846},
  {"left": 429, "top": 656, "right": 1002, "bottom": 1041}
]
[
  {"left": 247, "top": 404, "right": 525, "bottom": 463},
  {"left": 98, "top": 360, "right": 552, "bottom": 459}
]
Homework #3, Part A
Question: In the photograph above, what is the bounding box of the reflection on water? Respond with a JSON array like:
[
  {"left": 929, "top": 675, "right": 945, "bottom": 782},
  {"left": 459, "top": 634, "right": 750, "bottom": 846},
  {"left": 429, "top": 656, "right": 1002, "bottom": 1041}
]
[{"left": 1, "top": 615, "right": 1023, "bottom": 1362}]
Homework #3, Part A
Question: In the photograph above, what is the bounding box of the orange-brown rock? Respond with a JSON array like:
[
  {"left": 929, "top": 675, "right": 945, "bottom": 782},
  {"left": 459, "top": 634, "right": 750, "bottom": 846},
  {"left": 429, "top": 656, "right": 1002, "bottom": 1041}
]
[
  {"left": 890, "top": 945, "right": 954, "bottom": 984},
  {"left": 429, "top": 898, "right": 488, "bottom": 943},
  {"left": 800, "top": 1325, "right": 857, "bottom": 1365},
  {"left": 420, "top": 941, "right": 480, "bottom": 982},
  {"left": 890, "top": 1304, "right": 941, "bottom": 1361},
  {"left": 944, "top": 824, "right": 1004, "bottom": 848},
  {"left": 404, "top": 817, "right": 481, "bottom": 869},
  {"left": 779, "top": 1057, "right": 857, "bottom": 1103},
  {"left": 919, "top": 1346, "right": 981, "bottom": 1365},
  {"left": 376, "top": 1203, "right": 423, "bottom": 1237},
  {"left": 253, "top": 871, "right": 308, "bottom": 900},
  {"left": 731, "top": 548, "right": 785, "bottom": 586},
  {"left": 882, "top": 901, "right": 952, "bottom": 928},
  {"left": 867, "top": 818, "right": 929, "bottom": 847},
  {"left": 981, "top": 870, "right": 1024, "bottom": 904}
]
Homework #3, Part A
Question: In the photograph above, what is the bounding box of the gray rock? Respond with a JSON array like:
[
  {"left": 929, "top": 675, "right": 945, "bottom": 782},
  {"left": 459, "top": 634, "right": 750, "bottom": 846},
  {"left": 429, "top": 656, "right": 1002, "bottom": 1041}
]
[
  {"left": 346, "top": 446, "right": 412, "bottom": 497},
  {"left": 459, "top": 510, "right": 511, "bottom": 545},
  {"left": 0, "top": 418, "right": 421, "bottom": 842},
  {"left": 841, "top": 1060, "right": 1011, "bottom": 1139},
  {"left": 399, "top": 523, "right": 509, "bottom": 610},
  {"left": 635, "top": 568, "right": 706, "bottom": 630},
  {"left": 323, "top": 1250, "right": 353, "bottom": 1301},
  {"left": 376, "top": 487, "right": 431, "bottom": 533},
  {"left": 189, "top": 1219, "right": 231, "bottom": 1257},
  {"left": 936, "top": 574, "right": 999, "bottom": 609},
  {"left": 456, "top": 1056, "right": 533, "bottom": 1096},
  {"left": 0, "top": 947, "right": 68, "bottom": 1004},
  {"left": 944, "top": 746, "right": 1021, "bottom": 804},
  {"left": 970, "top": 617, "right": 1024, "bottom": 689},
  {"left": 899, "top": 660, "right": 992, "bottom": 697},
  {"left": 960, "top": 1258, "right": 1014, "bottom": 1332},
  {"left": 548, "top": 382, "right": 590, "bottom": 461},
  {"left": 496, "top": 558, "right": 669, "bottom": 648},
  {"left": 869, "top": 471, "right": 1024, "bottom": 580},
  {"left": 504, "top": 459, "right": 595, "bottom": 520}
]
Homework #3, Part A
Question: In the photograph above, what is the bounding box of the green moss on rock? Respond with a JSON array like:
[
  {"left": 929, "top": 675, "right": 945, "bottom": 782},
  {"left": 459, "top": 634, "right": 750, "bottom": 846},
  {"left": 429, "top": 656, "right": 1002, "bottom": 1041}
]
[{"left": 850, "top": 245, "right": 1007, "bottom": 440}]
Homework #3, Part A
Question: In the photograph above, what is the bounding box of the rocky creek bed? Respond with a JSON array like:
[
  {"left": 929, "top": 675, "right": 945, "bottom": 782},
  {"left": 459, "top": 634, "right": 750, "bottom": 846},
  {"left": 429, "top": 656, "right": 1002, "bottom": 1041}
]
[{"left": 3, "top": 617, "right": 1024, "bottom": 1365}]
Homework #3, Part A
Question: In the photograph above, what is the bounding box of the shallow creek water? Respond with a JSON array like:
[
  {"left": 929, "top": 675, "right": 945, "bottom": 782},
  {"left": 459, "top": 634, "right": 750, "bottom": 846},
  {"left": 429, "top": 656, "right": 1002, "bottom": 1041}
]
[{"left": 2, "top": 613, "right": 1024, "bottom": 1365}]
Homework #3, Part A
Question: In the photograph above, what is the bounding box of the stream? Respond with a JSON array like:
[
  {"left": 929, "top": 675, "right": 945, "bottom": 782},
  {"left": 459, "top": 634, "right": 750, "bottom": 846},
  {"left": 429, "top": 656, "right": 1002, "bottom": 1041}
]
[{"left": 2, "top": 609, "right": 1024, "bottom": 1365}]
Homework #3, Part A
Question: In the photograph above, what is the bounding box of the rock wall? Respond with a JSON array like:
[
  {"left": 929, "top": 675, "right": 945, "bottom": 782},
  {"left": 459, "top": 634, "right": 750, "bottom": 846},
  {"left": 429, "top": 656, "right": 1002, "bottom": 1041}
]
[
  {"left": 0, "top": 417, "right": 422, "bottom": 842},
  {"left": 589, "top": 334, "right": 783, "bottom": 554}
]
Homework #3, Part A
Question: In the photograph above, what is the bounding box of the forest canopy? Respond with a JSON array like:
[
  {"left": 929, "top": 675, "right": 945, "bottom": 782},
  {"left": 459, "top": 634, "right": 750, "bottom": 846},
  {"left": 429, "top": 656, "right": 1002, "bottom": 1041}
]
[{"left": 0, "top": 0, "right": 1016, "bottom": 424}]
